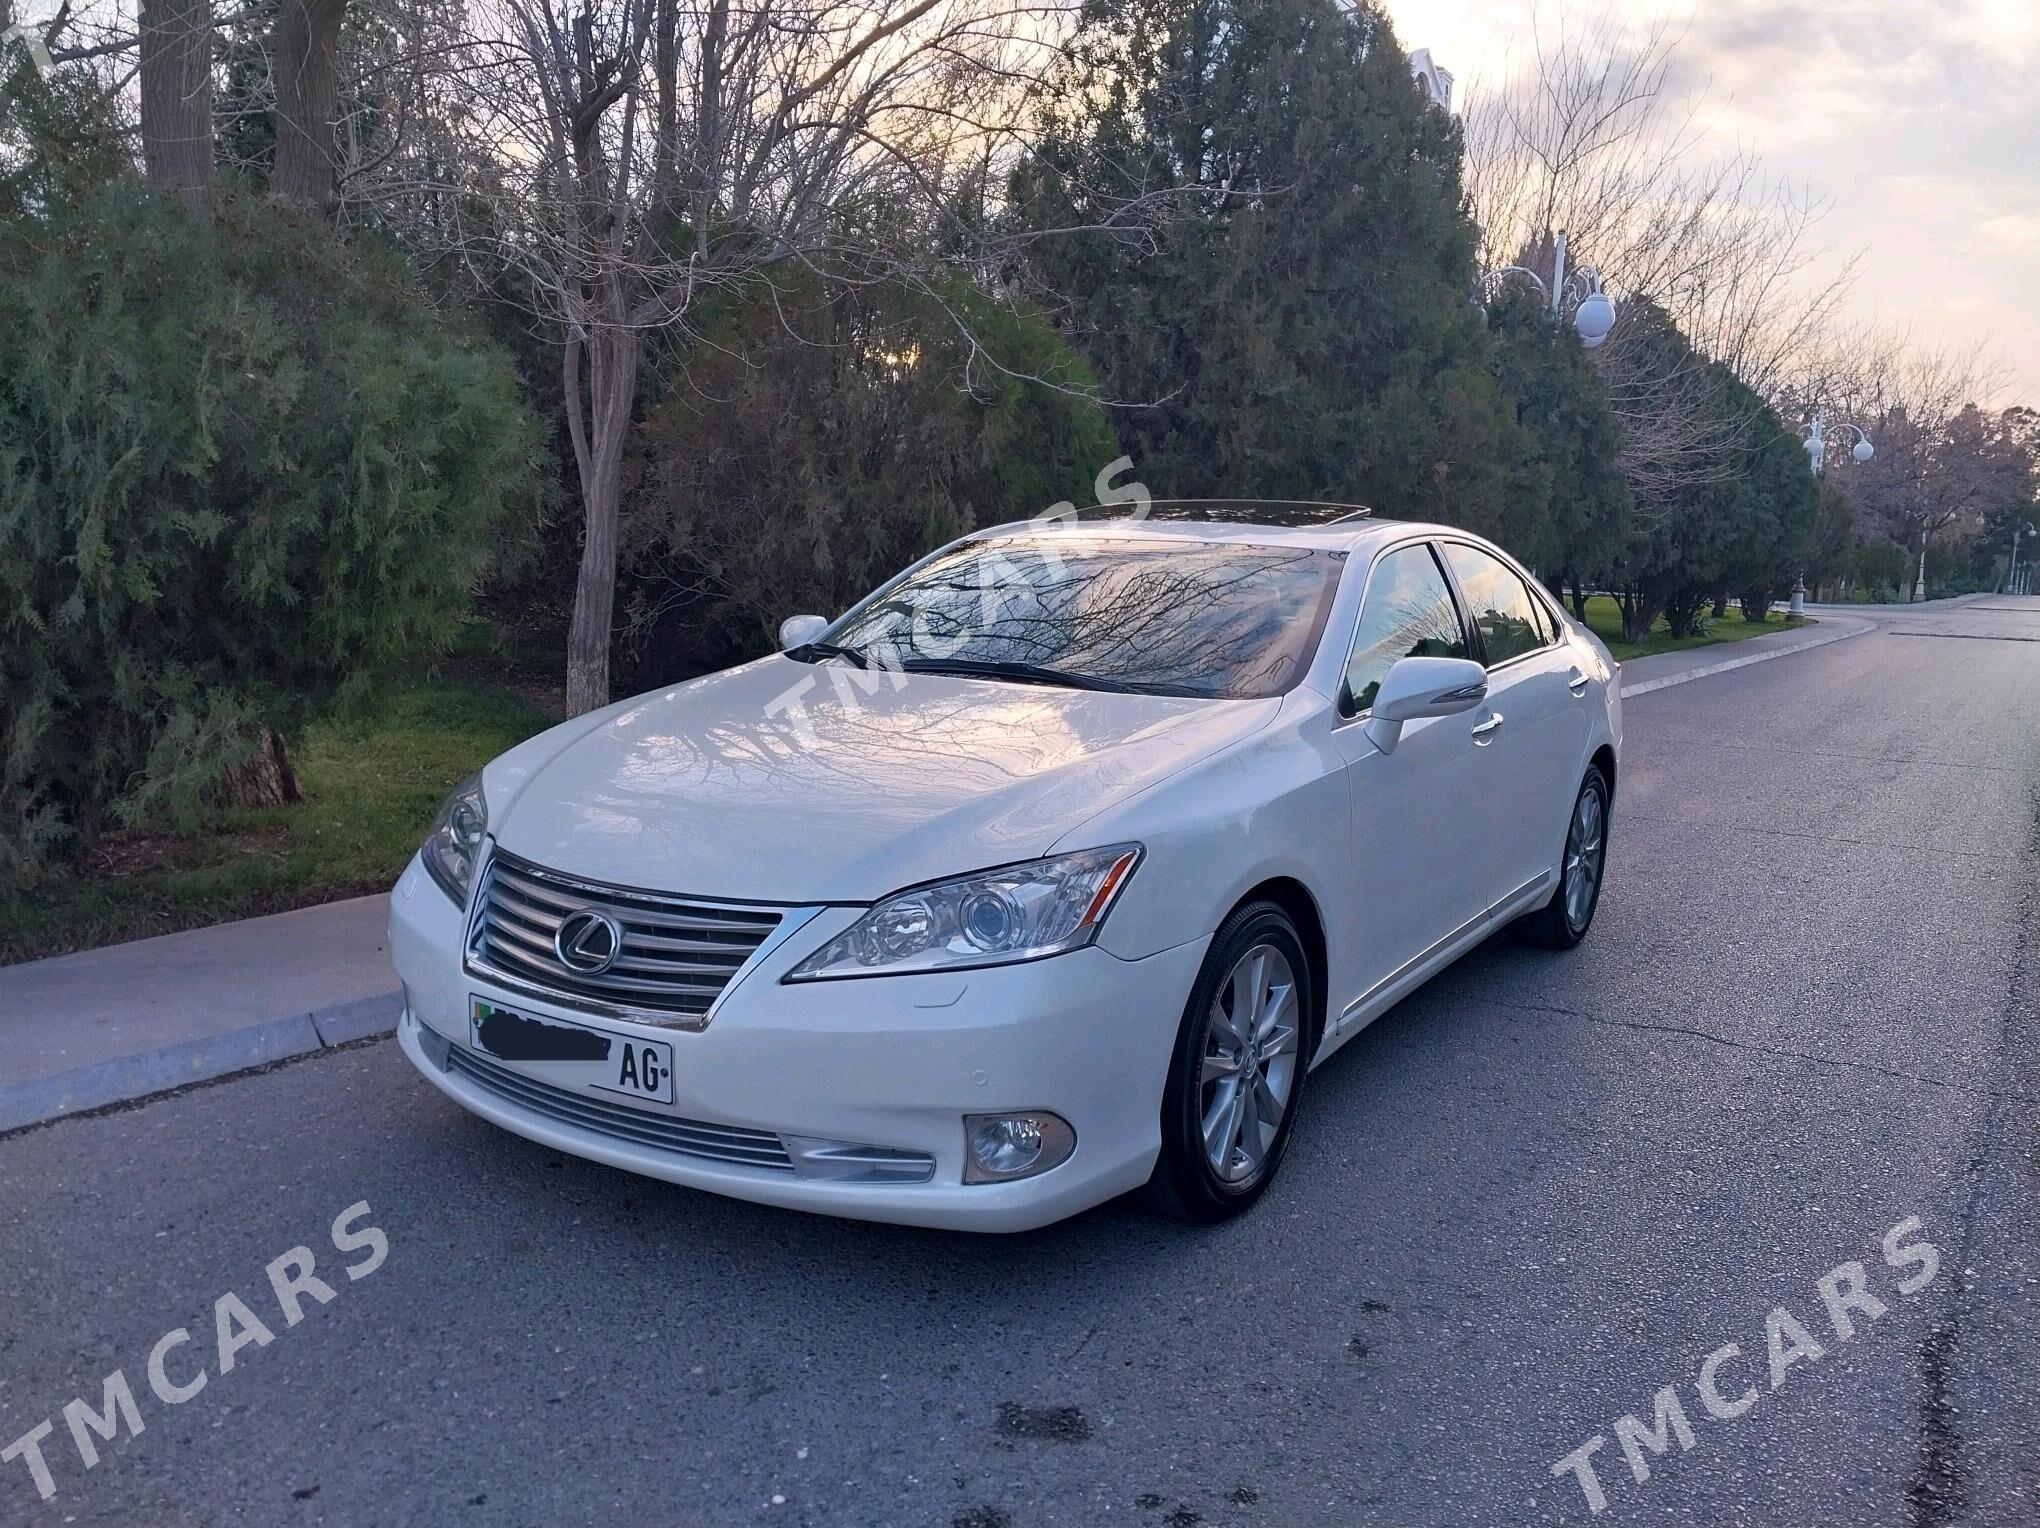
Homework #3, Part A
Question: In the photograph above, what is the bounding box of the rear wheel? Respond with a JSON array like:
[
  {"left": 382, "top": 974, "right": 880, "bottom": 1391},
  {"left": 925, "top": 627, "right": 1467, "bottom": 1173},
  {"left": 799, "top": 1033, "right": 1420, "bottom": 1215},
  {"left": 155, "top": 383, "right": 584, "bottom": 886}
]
[
  {"left": 1149, "top": 902, "right": 1313, "bottom": 1223},
  {"left": 1521, "top": 766, "right": 1610, "bottom": 949}
]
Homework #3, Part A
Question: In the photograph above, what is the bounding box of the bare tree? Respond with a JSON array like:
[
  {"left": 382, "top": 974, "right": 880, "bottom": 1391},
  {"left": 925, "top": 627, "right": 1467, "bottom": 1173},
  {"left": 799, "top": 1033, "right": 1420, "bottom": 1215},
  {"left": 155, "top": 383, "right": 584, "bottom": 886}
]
[
  {"left": 10, "top": 0, "right": 1143, "bottom": 714},
  {"left": 6, "top": 2, "right": 152, "bottom": 126},
  {"left": 369, "top": 0, "right": 1101, "bottom": 714},
  {"left": 1843, "top": 343, "right": 2017, "bottom": 600},
  {"left": 1463, "top": 7, "right": 1856, "bottom": 516}
]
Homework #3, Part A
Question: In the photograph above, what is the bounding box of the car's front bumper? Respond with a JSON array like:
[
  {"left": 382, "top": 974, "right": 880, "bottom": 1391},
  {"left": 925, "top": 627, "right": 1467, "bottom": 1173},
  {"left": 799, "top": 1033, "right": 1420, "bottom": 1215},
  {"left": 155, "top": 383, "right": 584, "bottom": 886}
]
[{"left": 389, "top": 853, "right": 1207, "bottom": 1232}]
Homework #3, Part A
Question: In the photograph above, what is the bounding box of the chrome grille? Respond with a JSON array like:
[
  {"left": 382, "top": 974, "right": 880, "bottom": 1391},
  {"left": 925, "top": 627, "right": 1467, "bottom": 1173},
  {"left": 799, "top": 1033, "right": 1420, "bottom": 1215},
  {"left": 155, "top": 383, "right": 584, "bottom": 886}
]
[
  {"left": 445, "top": 1045, "right": 795, "bottom": 1172},
  {"left": 467, "top": 851, "right": 784, "bottom": 1025}
]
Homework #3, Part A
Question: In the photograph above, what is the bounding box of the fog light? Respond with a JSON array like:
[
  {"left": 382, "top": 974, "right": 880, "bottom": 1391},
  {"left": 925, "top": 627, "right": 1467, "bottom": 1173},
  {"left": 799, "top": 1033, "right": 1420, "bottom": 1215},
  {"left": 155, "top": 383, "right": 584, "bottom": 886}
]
[
  {"left": 974, "top": 1116, "right": 1041, "bottom": 1173},
  {"left": 963, "top": 1112, "right": 1076, "bottom": 1184}
]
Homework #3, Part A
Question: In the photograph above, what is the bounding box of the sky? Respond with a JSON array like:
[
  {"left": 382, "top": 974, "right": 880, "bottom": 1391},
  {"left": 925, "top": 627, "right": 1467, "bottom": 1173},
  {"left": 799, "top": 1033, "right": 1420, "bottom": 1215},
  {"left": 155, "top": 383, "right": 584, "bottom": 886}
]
[{"left": 1384, "top": 0, "right": 2039, "bottom": 406}]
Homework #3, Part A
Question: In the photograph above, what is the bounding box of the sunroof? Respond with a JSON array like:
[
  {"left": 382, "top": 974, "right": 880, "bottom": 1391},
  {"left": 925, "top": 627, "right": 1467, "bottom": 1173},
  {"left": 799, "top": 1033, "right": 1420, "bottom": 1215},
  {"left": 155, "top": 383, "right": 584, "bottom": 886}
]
[{"left": 1069, "top": 499, "right": 1372, "bottom": 527}]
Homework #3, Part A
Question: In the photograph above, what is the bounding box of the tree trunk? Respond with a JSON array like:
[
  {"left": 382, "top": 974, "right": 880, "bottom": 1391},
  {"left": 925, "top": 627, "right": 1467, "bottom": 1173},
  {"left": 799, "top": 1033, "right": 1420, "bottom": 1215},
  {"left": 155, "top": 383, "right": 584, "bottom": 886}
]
[
  {"left": 1664, "top": 589, "right": 1709, "bottom": 639},
  {"left": 564, "top": 324, "right": 643, "bottom": 715},
  {"left": 270, "top": 0, "right": 348, "bottom": 212},
  {"left": 1710, "top": 588, "right": 1729, "bottom": 620},
  {"left": 139, "top": 0, "right": 214, "bottom": 213},
  {"left": 1618, "top": 587, "right": 1658, "bottom": 646},
  {"left": 223, "top": 728, "right": 303, "bottom": 807}
]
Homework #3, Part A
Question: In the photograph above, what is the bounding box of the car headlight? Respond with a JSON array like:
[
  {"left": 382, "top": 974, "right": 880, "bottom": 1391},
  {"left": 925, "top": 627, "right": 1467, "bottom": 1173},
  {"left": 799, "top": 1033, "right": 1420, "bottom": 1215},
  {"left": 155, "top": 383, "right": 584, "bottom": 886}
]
[
  {"left": 785, "top": 844, "right": 1143, "bottom": 981},
  {"left": 420, "top": 773, "right": 488, "bottom": 904}
]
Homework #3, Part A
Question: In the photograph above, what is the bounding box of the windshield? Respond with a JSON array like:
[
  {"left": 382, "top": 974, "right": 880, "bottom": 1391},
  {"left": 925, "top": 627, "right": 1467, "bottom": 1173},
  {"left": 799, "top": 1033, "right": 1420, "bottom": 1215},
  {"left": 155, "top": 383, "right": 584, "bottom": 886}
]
[{"left": 816, "top": 535, "right": 1345, "bottom": 699}]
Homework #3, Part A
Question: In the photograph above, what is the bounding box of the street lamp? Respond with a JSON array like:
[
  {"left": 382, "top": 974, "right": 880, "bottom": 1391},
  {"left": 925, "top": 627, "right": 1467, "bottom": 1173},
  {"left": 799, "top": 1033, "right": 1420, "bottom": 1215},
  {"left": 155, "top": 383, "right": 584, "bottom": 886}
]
[
  {"left": 2009, "top": 520, "right": 2037, "bottom": 596},
  {"left": 1791, "top": 405, "right": 1875, "bottom": 613},
  {"left": 1481, "top": 230, "right": 1618, "bottom": 349},
  {"left": 1802, "top": 405, "right": 1873, "bottom": 479}
]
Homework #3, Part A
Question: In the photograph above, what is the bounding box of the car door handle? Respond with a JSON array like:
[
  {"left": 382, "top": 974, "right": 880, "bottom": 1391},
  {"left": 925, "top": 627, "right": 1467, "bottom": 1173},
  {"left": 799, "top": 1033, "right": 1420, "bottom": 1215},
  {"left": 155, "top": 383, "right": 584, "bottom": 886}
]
[
  {"left": 1471, "top": 713, "right": 1505, "bottom": 742},
  {"left": 1567, "top": 670, "right": 1590, "bottom": 694}
]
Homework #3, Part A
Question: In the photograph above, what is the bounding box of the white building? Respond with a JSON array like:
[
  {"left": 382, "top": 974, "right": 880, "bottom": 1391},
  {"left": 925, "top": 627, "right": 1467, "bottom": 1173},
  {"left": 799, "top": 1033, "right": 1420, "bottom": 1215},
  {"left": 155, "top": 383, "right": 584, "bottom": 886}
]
[{"left": 1408, "top": 48, "right": 1454, "bottom": 112}]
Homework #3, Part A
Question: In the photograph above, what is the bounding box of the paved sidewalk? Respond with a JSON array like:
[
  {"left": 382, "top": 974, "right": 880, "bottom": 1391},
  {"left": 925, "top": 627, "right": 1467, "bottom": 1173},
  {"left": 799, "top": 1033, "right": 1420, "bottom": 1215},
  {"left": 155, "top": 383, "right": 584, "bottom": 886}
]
[{"left": 0, "top": 893, "right": 398, "bottom": 1132}]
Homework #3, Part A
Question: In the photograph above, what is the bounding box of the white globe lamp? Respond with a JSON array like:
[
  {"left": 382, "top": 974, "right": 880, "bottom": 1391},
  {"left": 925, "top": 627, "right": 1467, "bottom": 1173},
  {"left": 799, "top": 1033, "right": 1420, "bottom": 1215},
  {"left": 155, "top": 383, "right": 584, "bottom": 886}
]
[{"left": 1572, "top": 290, "right": 1616, "bottom": 349}]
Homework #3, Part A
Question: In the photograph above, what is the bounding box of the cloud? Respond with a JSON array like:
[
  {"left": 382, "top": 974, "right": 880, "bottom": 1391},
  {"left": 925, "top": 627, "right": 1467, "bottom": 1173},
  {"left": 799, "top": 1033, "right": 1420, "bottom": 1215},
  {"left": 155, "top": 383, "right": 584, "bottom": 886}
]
[
  {"left": 1674, "top": 0, "right": 1985, "bottom": 149},
  {"left": 1976, "top": 213, "right": 2040, "bottom": 252},
  {"left": 1383, "top": 0, "right": 2038, "bottom": 403}
]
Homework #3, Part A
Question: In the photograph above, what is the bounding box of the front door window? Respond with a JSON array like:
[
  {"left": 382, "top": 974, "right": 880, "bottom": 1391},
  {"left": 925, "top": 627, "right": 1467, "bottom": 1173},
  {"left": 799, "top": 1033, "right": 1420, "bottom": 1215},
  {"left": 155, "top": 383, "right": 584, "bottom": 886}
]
[{"left": 1343, "top": 544, "right": 1469, "bottom": 713}]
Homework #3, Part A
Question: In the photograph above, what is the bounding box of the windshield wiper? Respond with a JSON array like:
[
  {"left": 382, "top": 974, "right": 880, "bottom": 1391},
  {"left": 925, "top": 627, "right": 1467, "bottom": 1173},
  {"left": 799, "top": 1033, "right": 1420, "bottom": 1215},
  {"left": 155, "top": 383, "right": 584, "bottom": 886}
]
[
  {"left": 898, "top": 657, "right": 1142, "bottom": 694},
  {"left": 786, "top": 641, "right": 869, "bottom": 669}
]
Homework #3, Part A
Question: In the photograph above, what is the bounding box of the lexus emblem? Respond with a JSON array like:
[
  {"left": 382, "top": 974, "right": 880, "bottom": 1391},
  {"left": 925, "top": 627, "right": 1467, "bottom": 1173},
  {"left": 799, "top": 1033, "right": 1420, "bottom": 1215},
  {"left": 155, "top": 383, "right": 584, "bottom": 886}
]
[{"left": 554, "top": 908, "right": 622, "bottom": 974}]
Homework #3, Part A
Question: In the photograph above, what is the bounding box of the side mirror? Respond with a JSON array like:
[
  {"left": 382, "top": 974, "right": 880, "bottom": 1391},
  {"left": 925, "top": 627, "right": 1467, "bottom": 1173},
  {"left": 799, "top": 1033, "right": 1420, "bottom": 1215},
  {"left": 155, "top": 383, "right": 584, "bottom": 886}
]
[
  {"left": 778, "top": 613, "right": 829, "bottom": 650},
  {"left": 1362, "top": 655, "right": 1488, "bottom": 756}
]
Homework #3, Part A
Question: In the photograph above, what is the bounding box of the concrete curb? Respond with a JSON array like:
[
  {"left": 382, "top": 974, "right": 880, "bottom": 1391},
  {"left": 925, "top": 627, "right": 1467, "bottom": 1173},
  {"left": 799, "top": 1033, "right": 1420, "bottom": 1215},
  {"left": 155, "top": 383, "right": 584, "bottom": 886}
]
[
  {"left": 0, "top": 988, "right": 401, "bottom": 1135},
  {"left": 1620, "top": 615, "right": 1876, "bottom": 700}
]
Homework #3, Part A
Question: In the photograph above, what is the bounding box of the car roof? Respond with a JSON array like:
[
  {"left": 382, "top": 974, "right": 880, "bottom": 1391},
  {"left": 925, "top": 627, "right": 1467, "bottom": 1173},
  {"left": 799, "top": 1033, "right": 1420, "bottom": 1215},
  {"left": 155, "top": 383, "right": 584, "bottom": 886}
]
[
  {"left": 971, "top": 501, "right": 1450, "bottom": 554},
  {"left": 1071, "top": 498, "right": 1372, "bottom": 528}
]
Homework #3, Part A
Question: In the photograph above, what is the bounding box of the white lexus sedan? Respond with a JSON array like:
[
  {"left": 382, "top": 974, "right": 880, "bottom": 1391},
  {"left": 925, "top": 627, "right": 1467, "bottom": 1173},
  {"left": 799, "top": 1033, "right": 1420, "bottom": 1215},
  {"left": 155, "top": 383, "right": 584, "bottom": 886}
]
[{"left": 390, "top": 502, "right": 1620, "bottom": 1231}]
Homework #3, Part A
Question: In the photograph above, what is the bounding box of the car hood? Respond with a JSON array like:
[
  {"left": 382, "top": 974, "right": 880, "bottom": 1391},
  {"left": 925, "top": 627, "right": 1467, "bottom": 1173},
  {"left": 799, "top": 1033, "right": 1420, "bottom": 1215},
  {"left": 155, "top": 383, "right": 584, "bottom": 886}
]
[{"left": 488, "top": 656, "right": 1279, "bottom": 903}]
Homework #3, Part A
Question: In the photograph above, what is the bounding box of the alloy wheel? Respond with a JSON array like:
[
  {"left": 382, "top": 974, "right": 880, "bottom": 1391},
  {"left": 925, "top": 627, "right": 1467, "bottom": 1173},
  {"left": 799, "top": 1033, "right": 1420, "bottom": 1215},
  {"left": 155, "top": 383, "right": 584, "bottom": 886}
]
[
  {"left": 1198, "top": 943, "right": 1301, "bottom": 1183},
  {"left": 1563, "top": 783, "right": 1606, "bottom": 931}
]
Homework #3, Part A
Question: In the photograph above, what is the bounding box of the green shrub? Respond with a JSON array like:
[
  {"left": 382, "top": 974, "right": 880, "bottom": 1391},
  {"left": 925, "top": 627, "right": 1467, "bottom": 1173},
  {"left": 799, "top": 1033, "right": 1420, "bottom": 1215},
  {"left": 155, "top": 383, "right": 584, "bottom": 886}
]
[
  {"left": 619, "top": 270, "right": 1118, "bottom": 677},
  {"left": 0, "top": 184, "right": 546, "bottom": 885}
]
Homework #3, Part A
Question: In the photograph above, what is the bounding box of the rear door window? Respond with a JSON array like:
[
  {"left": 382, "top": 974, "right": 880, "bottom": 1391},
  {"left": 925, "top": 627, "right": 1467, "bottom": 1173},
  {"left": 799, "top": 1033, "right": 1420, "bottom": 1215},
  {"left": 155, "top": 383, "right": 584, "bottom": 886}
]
[{"left": 1441, "top": 543, "right": 1551, "bottom": 668}]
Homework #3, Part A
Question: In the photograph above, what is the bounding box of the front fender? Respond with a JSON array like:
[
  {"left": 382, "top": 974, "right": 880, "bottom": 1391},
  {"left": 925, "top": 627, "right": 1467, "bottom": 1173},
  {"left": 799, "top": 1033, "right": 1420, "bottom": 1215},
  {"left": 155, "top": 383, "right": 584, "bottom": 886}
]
[{"left": 1051, "top": 689, "right": 1347, "bottom": 968}]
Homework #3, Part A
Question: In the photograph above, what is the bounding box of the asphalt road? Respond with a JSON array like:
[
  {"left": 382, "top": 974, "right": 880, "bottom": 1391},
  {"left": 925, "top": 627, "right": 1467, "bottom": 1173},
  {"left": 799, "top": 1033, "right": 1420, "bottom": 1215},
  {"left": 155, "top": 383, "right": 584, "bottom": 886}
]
[{"left": 4, "top": 598, "right": 2038, "bottom": 1528}]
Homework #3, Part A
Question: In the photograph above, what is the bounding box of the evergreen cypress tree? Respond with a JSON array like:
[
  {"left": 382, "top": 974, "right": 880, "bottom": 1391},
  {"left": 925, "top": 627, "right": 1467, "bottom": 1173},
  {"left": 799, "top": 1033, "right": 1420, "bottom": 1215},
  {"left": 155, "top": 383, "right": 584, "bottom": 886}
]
[
  {"left": 0, "top": 178, "right": 546, "bottom": 885},
  {"left": 1486, "top": 286, "right": 1630, "bottom": 596},
  {"left": 1014, "top": 0, "right": 1532, "bottom": 528}
]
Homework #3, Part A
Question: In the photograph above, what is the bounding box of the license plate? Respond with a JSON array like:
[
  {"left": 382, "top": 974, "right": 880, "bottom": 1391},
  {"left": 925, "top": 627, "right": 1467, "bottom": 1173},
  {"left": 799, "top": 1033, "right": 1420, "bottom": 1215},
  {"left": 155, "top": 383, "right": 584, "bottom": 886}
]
[{"left": 469, "top": 999, "right": 674, "bottom": 1105}]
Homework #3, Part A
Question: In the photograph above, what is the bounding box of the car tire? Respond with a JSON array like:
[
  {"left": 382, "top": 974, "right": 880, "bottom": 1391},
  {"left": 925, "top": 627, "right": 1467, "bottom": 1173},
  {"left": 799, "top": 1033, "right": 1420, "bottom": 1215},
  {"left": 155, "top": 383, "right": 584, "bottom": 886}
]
[
  {"left": 1521, "top": 765, "right": 1611, "bottom": 950},
  {"left": 1148, "top": 901, "right": 1314, "bottom": 1224}
]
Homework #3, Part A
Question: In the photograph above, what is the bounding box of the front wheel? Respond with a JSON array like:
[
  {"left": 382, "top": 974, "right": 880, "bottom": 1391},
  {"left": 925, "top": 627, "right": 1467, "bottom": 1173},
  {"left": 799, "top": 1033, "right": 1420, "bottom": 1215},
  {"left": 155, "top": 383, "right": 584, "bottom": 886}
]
[
  {"left": 1521, "top": 766, "right": 1611, "bottom": 949},
  {"left": 1148, "top": 902, "right": 1313, "bottom": 1224}
]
